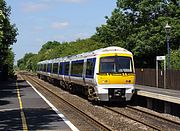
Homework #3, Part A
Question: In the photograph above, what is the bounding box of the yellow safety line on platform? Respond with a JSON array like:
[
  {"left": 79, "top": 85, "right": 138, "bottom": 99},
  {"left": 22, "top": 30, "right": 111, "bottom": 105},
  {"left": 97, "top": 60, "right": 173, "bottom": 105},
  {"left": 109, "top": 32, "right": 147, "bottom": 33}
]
[{"left": 16, "top": 81, "right": 28, "bottom": 131}]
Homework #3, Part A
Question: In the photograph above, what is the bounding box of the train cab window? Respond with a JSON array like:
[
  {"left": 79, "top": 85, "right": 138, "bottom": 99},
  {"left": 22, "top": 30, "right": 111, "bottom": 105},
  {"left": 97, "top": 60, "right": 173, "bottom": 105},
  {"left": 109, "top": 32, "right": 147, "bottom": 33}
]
[
  {"left": 71, "top": 60, "right": 84, "bottom": 77},
  {"left": 53, "top": 63, "right": 58, "bottom": 74},
  {"left": 64, "top": 62, "right": 69, "bottom": 75},
  {"left": 86, "top": 58, "right": 96, "bottom": 78},
  {"left": 100, "top": 56, "right": 133, "bottom": 73},
  {"left": 116, "top": 57, "right": 132, "bottom": 72}
]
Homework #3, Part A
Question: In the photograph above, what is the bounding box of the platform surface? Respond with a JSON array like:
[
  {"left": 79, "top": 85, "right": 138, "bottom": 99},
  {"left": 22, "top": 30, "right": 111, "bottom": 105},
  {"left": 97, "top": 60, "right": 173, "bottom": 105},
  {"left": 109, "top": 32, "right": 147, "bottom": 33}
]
[
  {"left": 135, "top": 84, "right": 180, "bottom": 104},
  {"left": 0, "top": 80, "right": 78, "bottom": 131}
]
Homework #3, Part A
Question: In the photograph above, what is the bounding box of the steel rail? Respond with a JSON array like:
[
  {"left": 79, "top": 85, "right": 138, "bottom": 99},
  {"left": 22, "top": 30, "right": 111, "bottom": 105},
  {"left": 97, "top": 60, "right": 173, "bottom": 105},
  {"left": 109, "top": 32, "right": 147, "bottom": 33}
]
[
  {"left": 22, "top": 74, "right": 113, "bottom": 131},
  {"left": 103, "top": 105, "right": 162, "bottom": 131},
  {"left": 126, "top": 105, "right": 180, "bottom": 127}
]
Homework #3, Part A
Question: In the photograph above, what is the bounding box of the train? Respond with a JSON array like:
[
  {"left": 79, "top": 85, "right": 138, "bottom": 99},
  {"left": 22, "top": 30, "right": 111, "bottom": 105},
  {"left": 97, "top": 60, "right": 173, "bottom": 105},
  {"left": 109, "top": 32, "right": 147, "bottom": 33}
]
[{"left": 36, "top": 46, "right": 135, "bottom": 102}]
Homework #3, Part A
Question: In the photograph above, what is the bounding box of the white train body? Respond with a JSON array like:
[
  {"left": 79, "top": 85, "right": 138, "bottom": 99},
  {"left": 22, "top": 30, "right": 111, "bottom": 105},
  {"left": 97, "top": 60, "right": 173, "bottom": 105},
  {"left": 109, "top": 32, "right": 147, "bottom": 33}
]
[{"left": 37, "top": 46, "right": 135, "bottom": 102}]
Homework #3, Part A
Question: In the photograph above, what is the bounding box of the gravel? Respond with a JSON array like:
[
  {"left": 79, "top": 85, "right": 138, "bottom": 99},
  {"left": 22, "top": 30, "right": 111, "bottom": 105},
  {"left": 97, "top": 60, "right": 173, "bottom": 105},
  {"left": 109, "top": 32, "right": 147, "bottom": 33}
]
[{"left": 28, "top": 75, "right": 180, "bottom": 131}]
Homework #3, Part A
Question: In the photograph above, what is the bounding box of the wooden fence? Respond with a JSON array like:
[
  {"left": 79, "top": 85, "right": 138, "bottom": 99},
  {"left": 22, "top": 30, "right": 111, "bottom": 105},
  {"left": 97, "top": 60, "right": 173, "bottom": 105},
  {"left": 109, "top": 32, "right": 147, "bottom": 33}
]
[{"left": 135, "top": 68, "right": 180, "bottom": 90}]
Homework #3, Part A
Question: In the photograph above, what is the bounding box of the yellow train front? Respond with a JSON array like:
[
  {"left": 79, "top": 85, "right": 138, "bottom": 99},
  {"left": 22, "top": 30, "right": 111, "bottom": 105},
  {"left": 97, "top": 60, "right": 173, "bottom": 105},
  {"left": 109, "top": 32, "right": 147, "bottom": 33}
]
[{"left": 92, "top": 47, "right": 135, "bottom": 102}]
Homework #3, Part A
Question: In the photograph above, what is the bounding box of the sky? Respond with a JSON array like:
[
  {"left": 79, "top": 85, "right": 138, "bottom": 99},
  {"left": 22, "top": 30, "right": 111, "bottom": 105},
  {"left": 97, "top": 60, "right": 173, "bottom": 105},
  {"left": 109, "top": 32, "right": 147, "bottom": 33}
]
[{"left": 5, "top": 0, "right": 116, "bottom": 64}]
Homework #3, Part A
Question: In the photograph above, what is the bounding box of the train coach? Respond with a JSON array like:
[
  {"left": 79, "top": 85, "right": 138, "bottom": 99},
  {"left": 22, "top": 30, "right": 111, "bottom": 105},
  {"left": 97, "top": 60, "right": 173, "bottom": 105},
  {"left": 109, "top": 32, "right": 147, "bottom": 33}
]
[{"left": 37, "top": 46, "right": 135, "bottom": 102}]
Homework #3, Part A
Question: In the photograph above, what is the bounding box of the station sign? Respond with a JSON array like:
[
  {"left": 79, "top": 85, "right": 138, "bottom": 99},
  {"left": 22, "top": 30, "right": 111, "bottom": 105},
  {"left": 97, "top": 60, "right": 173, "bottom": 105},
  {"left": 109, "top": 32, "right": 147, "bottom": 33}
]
[{"left": 156, "top": 56, "right": 165, "bottom": 61}]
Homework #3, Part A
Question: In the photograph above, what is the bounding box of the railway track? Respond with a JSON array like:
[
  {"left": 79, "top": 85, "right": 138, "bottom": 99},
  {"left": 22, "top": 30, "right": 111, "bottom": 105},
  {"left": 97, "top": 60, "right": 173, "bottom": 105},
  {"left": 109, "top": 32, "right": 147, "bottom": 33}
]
[
  {"left": 20, "top": 72, "right": 180, "bottom": 131},
  {"left": 20, "top": 73, "right": 112, "bottom": 131},
  {"left": 104, "top": 105, "right": 180, "bottom": 131},
  {"left": 127, "top": 105, "right": 180, "bottom": 126}
]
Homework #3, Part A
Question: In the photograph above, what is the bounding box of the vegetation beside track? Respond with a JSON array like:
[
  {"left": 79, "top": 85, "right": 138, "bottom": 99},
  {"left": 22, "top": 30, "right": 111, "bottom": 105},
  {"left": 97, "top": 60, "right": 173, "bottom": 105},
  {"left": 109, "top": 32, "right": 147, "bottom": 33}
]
[
  {"left": 17, "top": 1, "right": 180, "bottom": 71},
  {"left": 0, "top": 0, "right": 18, "bottom": 80}
]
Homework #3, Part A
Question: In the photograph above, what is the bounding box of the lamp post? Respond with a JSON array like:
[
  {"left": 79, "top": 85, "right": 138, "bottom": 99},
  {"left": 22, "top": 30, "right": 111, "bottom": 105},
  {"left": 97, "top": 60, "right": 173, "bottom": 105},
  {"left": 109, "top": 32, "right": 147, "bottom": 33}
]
[{"left": 165, "top": 23, "right": 171, "bottom": 70}]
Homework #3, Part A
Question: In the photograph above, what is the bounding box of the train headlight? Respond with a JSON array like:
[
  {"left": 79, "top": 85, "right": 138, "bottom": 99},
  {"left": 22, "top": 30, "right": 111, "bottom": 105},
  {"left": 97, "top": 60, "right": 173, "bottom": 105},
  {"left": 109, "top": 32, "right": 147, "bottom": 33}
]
[{"left": 126, "top": 80, "right": 131, "bottom": 83}]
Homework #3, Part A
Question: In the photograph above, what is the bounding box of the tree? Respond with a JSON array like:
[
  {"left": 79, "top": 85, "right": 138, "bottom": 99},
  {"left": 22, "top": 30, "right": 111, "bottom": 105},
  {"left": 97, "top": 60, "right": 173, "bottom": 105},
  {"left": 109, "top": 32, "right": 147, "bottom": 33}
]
[
  {"left": 169, "top": 47, "right": 180, "bottom": 70},
  {"left": 93, "top": 0, "right": 180, "bottom": 68},
  {"left": 17, "top": 53, "right": 36, "bottom": 70},
  {"left": 0, "top": 9, "right": 5, "bottom": 40},
  {"left": 3, "top": 48, "right": 14, "bottom": 76},
  {"left": 17, "top": 39, "right": 103, "bottom": 71},
  {"left": 0, "top": 0, "right": 18, "bottom": 79}
]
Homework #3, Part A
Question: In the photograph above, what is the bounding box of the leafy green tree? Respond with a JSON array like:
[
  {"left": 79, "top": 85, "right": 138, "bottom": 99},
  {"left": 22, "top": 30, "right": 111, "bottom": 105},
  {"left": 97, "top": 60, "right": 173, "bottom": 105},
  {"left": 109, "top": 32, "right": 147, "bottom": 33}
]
[
  {"left": 169, "top": 47, "right": 180, "bottom": 70},
  {"left": 17, "top": 39, "right": 103, "bottom": 71},
  {"left": 39, "top": 41, "right": 60, "bottom": 52},
  {"left": 0, "top": 9, "right": 5, "bottom": 39},
  {"left": 93, "top": 0, "right": 180, "bottom": 68},
  {"left": 3, "top": 48, "right": 14, "bottom": 76},
  {"left": 0, "top": 0, "right": 18, "bottom": 78},
  {"left": 17, "top": 53, "right": 36, "bottom": 70}
]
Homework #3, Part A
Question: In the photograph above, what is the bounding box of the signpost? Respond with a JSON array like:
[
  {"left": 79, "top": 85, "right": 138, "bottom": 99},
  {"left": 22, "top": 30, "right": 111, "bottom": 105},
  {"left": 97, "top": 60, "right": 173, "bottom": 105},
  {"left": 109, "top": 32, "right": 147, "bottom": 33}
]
[{"left": 156, "top": 56, "right": 166, "bottom": 88}]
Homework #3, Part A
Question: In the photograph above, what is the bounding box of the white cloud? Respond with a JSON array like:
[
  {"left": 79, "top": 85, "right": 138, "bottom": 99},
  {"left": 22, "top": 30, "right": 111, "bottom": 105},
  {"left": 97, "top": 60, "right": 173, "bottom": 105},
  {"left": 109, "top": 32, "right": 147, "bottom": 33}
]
[
  {"left": 21, "top": 0, "right": 85, "bottom": 13},
  {"left": 41, "top": 0, "right": 86, "bottom": 3},
  {"left": 62, "top": 0, "right": 85, "bottom": 3},
  {"left": 51, "top": 22, "right": 69, "bottom": 29},
  {"left": 22, "top": 2, "right": 48, "bottom": 12}
]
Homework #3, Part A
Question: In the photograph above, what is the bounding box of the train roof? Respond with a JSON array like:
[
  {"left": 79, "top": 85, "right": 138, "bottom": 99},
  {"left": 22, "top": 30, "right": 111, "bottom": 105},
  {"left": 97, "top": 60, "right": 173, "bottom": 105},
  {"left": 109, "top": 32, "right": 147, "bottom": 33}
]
[
  {"left": 93, "top": 46, "right": 131, "bottom": 54},
  {"left": 37, "top": 46, "right": 132, "bottom": 64}
]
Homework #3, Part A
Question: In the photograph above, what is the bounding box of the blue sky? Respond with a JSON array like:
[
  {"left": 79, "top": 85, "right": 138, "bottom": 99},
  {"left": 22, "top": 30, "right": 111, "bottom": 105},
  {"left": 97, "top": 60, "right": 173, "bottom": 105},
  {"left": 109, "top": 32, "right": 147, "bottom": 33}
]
[{"left": 5, "top": 0, "right": 116, "bottom": 64}]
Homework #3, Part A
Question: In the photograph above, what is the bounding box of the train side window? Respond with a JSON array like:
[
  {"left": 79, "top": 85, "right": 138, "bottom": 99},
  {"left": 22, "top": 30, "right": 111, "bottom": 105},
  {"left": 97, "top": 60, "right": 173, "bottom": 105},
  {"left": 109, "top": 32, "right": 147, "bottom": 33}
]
[
  {"left": 64, "top": 62, "right": 69, "bottom": 75},
  {"left": 38, "top": 64, "right": 41, "bottom": 71},
  {"left": 86, "top": 58, "right": 96, "bottom": 78},
  {"left": 59, "top": 63, "right": 63, "bottom": 75},
  {"left": 47, "top": 64, "right": 51, "bottom": 73},
  {"left": 40, "top": 64, "right": 43, "bottom": 71},
  {"left": 43, "top": 64, "right": 46, "bottom": 72},
  {"left": 39, "top": 64, "right": 41, "bottom": 71},
  {"left": 71, "top": 60, "right": 84, "bottom": 77},
  {"left": 45, "top": 64, "right": 48, "bottom": 72},
  {"left": 53, "top": 63, "right": 58, "bottom": 74},
  {"left": 42, "top": 64, "right": 44, "bottom": 72},
  {"left": 37, "top": 64, "right": 39, "bottom": 71},
  {"left": 50, "top": 63, "right": 53, "bottom": 73},
  {"left": 42, "top": 64, "right": 44, "bottom": 71}
]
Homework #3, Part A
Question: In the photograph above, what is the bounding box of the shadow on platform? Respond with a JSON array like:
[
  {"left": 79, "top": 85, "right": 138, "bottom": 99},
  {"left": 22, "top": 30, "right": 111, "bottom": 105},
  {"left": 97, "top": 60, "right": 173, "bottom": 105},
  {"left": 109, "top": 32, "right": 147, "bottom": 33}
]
[
  {"left": 0, "top": 80, "right": 27, "bottom": 103},
  {"left": 0, "top": 108, "right": 64, "bottom": 130},
  {"left": 0, "top": 80, "right": 66, "bottom": 130}
]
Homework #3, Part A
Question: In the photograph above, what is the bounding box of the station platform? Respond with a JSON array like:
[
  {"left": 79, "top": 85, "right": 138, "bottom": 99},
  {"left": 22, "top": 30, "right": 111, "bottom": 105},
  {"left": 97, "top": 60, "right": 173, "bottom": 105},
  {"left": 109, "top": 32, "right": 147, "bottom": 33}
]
[
  {"left": 135, "top": 84, "right": 180, "bottom": 104},
  {"left": 0, "top": 79, "right": 79, "bottom": 131}
]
